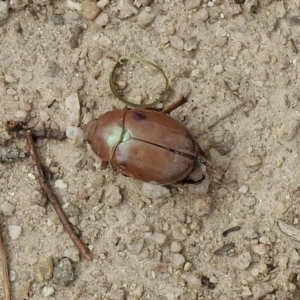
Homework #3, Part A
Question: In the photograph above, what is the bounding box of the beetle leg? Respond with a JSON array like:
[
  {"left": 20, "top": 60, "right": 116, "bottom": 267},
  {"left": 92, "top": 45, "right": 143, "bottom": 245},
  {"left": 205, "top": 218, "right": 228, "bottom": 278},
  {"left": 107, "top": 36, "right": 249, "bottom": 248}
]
[{"left": 160, "top": 96, "right": 188, "bottom": 114}]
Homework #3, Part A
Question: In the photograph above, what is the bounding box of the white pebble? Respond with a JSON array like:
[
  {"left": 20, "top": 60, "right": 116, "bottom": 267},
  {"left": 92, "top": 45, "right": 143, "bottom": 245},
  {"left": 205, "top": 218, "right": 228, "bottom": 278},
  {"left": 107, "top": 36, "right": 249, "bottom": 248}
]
[
  {"left": 252, "top": 282, "right": 274, "bottom": 299},
  {"left": 241, "top": 196, "right": 256, "bottom": 207},
  {"left": 63, "top": 247, "right": 80, "bottom": 262},
  {"left": 193, "top": 8, "right": 208, "bottom": 22},
  {"left": 170, "top": 241, "right": 182, "bottom": 253},
  {"left": 97, "top": 0, "right": 109, "bottom": 9},
  {"left": 1, "top": 202, "right": 15, "bottom": 216},
  {"left": 66, "top": 0, "right": 82, "bottom": 11},
  {"left": 213, "top": 64, "right": 224, "bottom": 73},
  {"left": 172, "top": 254, "right": 186, "bottom": 269},
  {"left": 71, "top": 76, "right": 84, "bottom": 91},
  {"left": 185, "top": 0, "right": 201, "bottom": 9},
  {"left": 184, "top": 39, "right": 198, "bottom": 51},
  {"left": 118, "top": 0, "right": 138, "bottom": 19},
  {"left": 137, "top": 8, "right": 156, "bottom": 29},
  {"left": 239, "top": 185, "right": 249, "bottom": 194},
  {"left": 66, "top": 126, "right": 86, "bottom": 145},
  {"left": 142, "top": 183, "right": 170, "bottom": 199},
  {"left": 127, "top": 238, "right": 144, "bottom": 255},
  {"left": 65, "top": 92, "right": 80, "bottom": 126},
  {"left": 94, "top": 12, "right": 109, "bottom": 27},
  {"left": 0, "top": 1, "right": 10, "bottom": 25},
  {"left": 149, "top": 233, "right": 167, "bottom": 245},
  {"left": 42, "top": 286, "right": 55, "bottom": 297},
  {"left": 39, "top": 110, "right": 49, "bottom": 122},
  {"left": 182, "top": 274, "right": 202, "bottom": 289},
  {"left": 234, "top": 252, "right": 252, "bottom": 270},
  {"left": 55, "top": 179, "right": 68, "bottom": 189},
  {"left": 169, "top": 36, "right": 184, "bottom": 51},
  {"left": 8, "top": 225, "right": 22, "bottom": 240}
]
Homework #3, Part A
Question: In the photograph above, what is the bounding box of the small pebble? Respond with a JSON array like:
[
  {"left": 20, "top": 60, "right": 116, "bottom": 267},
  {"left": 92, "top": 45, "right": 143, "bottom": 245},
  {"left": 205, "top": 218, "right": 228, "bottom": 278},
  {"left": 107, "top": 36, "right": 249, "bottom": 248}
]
[
  {"left": 88, "top": 48, "right": 103, "bottom": 62},
  {"left": 14, "top": 110, "right": 28, "bottom": 121},
  {"left": 137, "top": 8, "right": 156, "bottom": 29},
  {"left": 149, "top": 233, "right": 167, "bottom": 245},
  {"left": 252, "top": 243, "right": 270, "bottom": 255},
  {"left": 39, "top": 110, "right": 49, "bottom": 122},
  {"left": 105, "top": 184, "right": 122, "bottom": 206},
  {"left": 9, "top": 270, "right": 17, "bottom": 281},
  {"left": 184, "top": 39, "right": 198, "bottom": 51},
  {"left": 239, "top": 185, "right": 249, "bottom": 194},
  {"left": 170, "top": 241, "right": 182, "bottom": 253},
  {"left": 63, "top": 247, "right": 80, "bottom": 262},
  {"left": 129, "top": 285, "right": 144, "bottom": 298},
  {"left": 42, "top": 286, "right": 55, "bottom": 297},
  {"left": 71, "top": 75, "right": 84, "bottom": 91},
  {"left": 126, "top": 238, "right": 144, "bottom": 255},
  {"left": 118, "top": 0, "right": 138, "bottom": 19},
  {"left": 213, "top": 64, "right": 223, "bottom": 73},
  {"left": 9, "top": 0, "right": 28, "bottom": 10},
  {"left": 97, "top": 0, "right": 109, "bottom": 9},
  {"left": 234, "top": 252, "right": 252, "bottom": 270},
  {"left": 55, "top": 179, "right": 68, "bottom": 189},
  {"left": 8, "top": 225, "right": 22, "bottom": 240},
  {"left": 53, "top": 258, "right": 74, "bottom": 285},
  {"left": 241, "top": 196, "right": 256, "bottom": 207},
  {"left": 94, "top": 12, "right": 109, "bottom": 27},
  {"left": 185, "top": 0, "right": 201, "bottom": 9},
  {"left": 0, "top": 1, "right": 9, "bottom": 25},
  {"left": 193, "top": 8, "right": 208, "bottom": 22},
  {"left": 1, "top": 201, "right": 15, "bottom": 216},
  {"left": 252, "top": 282, "right": 274, "bottom": 299},
  {"left": 278, "top": 119, "right": 299, "bottom": 141},
  {"left": 193, "top": 196, "right": 212, "bottom": 216},
  {"left": 169, "top": 36, "right": 184, "bottom": 51},
  {"left": 66, "top": 126, "right": 86, "bottom": 146},
  {"left": 36, "top": 256, "right": 54, "bottom": 281},
  {"left": 29, "top": 190, "right": 47, "bottom": 206},
  {"left": 172, "top": 254, "right": 186, "bottom": 269},
  {"left": 34, "top": 0, "right": 52, "bottom": 5},
  {"left": 182, "top": 274, "right": 202, "bottom": 289},
  {"left": 81, "top": 0, "right": 100, "bottom": 20},
  {"left": 184, "top": 262, "right": 192, "bottom": 271},
  {"left": 246, "top": 155, "right": 262, "bottom": 167},
  {"left": 142, "top": 183, "right": 170, "bottom": 199},
  {"left": 222, "top": 4, "right": 242, "bottom": 18},
  {"left": 65, "top": 92, "right": 80, "bottom": 126}
]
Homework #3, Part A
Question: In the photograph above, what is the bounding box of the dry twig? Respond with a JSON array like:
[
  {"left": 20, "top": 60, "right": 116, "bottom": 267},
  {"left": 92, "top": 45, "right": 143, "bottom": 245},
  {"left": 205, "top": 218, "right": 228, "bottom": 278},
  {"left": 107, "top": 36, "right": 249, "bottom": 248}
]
[
  {"left": 0, "top": 226, "right": 10, "bottom": 300},
  {"left": 26, "top": 131, "right": 92, "bottom": 260}
]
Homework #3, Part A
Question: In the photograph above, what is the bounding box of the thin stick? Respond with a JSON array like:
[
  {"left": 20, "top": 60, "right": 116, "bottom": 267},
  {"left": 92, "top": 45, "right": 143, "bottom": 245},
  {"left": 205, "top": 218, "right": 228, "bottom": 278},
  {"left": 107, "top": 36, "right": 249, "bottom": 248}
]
[
  {"left": 0, "top": 227, "right": 10, "bottom": 300},
  {"left": 26, "top": 131, "right": 92, "bottom": 260}
]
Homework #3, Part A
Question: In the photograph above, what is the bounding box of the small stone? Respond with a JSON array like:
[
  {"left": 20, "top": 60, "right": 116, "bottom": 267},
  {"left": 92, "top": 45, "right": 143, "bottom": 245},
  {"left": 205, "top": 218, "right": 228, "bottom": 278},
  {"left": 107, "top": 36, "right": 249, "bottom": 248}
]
[
  {"left": 193, "top": 8, "right": 208, "bottom": 22},
  {"left": 193, "top": 196, "right": 212, "bottom": 216},
  {"left": 213, "top": 64, "right": 223, "bottom": 73},
  {"left": 183, "top": 274, "right": 202, "bottom": 289},
  {"left": 170, "top": 241, "right": 182, "bottom": 253},
  {"left": 223, "top": 72, "right": 241, "bottom": 91},
  {"left": 63, "top": 247, "right": 80, "bottom": 262},
  {"left": 111, "top": 289, "right": 125, "bottom": 300},
  {"left": 8, "top": 225, "right": 22, "bottom": 240},
  {"left": 29, "top": 190, "right": 47, "bottom": 206},
  {"left": 184, "top": 39, "right": 198, "bottom": 51},
  {"left": 71, "top": 76, "right": 84, "bottom": 91},
  {"left": 34, "top": 0, "right": 51, "bottom": 5},
  {"left": 55, "top": 179, "right": 68, "bottom": 189},
  {"left": 118, "top": 0, "right": 138, "bottom": 19},
  {"left": 133, "top": 0, "right": 151, "bottom": 7},
  {"left": 0, "top": 1, "right": 9, "bottom": 25},
  {"left": 88, "top": 48, "right": 103, "bottom": 62},
  {"left": 169, "top": 36, "right": 184, "bottom": 51},
  {"left": 36, "top": 256, "right": 54, "bottom": 281},
  {"left": 278, "top": 119, "right": 299, "bottom": 141},
  {"left": 9, "top": 270, "right": 17, "bottom": 281},
  {"left": 185, "top": 0, "right": 201, "bottom": 9},
  {"left": 10, "top": 0, "right": 28, "bottom": 10},
  {"left": 97, "top": 0, "right": 109, "bottom": 9},
  {"left": 14, "top": 110, "right": 28, "bottom": 121},
  {"left": 51, "top": 14, "right": 64, "bottom": 25},
  {"left": 42, "top": 286, "right": 55, "bottom": 297},
  {"left": 149, "top": 233, "right": 167, "bottom": 245},
  {"left": 172, "top": 254, "right": 186, "bottom": 269},
  {"left": 81, "top": 1, "right": 100, "bottom": 20},
  {"left": 246, "top": 155, "right": 262, "bottom": 167},
  {"left": 105, "top": 184, "right": 122, "bottom": 206},
  {"left": 53, "top": 258, "right": 74, "bottom": 285},
  {"left": 241, "top": 196, "right": 256, "bottom": 207},
  {"left": 184, "top": 262, "right": 192, "bottom": 271},
  {"left": 252, "top": 243, "right": 270, "bottom": 255},
  {"left": 222, "top": 4, "right": 242, "bottom": 18},
  {"left": 65, "top": 92, "right": 80, "bottom": 126},
  {"left": 142, "top": 183, "right": 170, "bottom": 199},
  {"left": 239, "top": 185, "right": 248, "bottom": 194},
  {"left": 94, "top": 12, "right": 109, "bottom": 27},
  {"left": 291, "top": 249, "right": 300, "bottom": 264},
  {"left": 252, "top": 282, "right": 274, "bottom": 299},
  {"left": 129, "top": 285, "right": 144, "bottom": 298},
  {"left": 1, "top": 202, "right": 15, "bottom": 216},
  {"left": 39, "top": 110, "right": 49, "bottom": 122},
  {"left": 137, "top": 8, "right": 156, "bottom": 29},
  {"left": 45, "top": 61, "right": 63, "bottom": 78},
  {"left": 127, "top": 238, "right": 144, "bottom": 255},
  {"left": 234, "top": 252, "right": 252, "bottom": 270}
]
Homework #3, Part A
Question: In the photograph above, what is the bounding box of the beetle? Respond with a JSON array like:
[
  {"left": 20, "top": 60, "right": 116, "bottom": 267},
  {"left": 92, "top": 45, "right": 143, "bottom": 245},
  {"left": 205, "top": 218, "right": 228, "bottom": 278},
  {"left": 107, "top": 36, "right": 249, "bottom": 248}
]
[{"left": 85, "top": 98, "right": 209, "bottom": 185}]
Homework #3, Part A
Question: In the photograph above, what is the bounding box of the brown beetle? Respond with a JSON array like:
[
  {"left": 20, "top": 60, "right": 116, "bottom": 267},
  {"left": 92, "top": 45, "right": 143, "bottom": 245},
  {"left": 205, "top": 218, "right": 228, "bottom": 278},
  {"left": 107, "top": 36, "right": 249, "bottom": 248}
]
[{"left": 85, "top": 98, "right": 208, "bottom": 185}]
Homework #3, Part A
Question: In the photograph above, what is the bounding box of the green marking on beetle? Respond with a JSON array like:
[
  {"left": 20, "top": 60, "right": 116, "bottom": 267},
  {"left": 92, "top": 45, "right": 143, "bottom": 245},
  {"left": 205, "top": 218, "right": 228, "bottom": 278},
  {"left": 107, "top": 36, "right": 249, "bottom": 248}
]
[{"left": 107, "top": 126, "right": 131, "bottom": 148}]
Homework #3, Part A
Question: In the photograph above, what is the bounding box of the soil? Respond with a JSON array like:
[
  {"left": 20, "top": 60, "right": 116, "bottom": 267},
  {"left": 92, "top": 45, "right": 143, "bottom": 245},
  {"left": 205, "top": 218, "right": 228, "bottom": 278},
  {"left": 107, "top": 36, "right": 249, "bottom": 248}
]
[{"left": 1, "top": 0, "right": 300, "bottom": 299}]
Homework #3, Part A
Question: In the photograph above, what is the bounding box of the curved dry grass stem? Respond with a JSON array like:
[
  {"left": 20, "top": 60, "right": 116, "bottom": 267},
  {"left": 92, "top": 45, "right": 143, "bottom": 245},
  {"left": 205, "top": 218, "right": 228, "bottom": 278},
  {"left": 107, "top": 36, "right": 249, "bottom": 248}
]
[{"left": 0, "top": 227, "right": 10, "bottom": 300}]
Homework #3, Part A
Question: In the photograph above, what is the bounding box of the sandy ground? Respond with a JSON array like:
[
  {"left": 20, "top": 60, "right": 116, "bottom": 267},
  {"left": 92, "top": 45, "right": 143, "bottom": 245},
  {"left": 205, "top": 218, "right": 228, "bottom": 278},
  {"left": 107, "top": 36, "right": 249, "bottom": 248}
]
[{"left": 1, "top": 0, "right": 300, "bottom": 299}]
